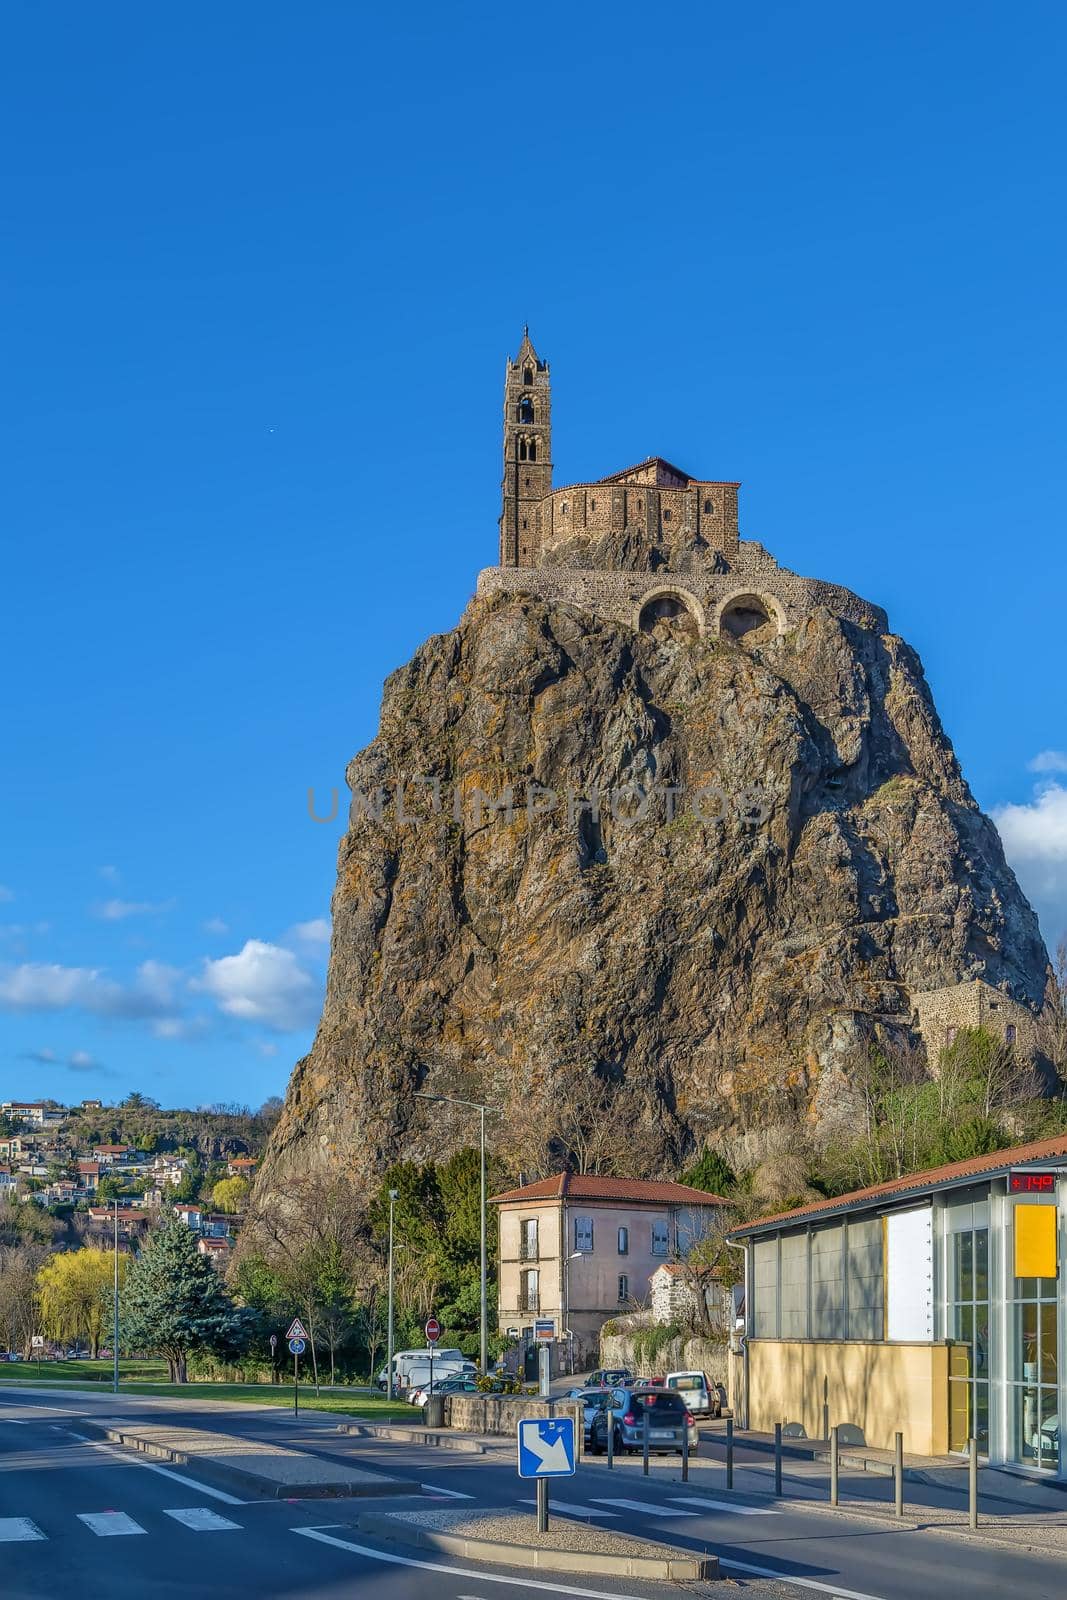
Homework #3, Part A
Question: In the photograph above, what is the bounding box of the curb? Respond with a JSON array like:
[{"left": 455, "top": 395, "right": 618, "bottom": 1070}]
[
  {"left": 336, "top": 1422, "right": 487, "bottom": 1454},
  {"left": 88, "top": 1422, "right": 421, "bottom": 1501},
  {"left": 356, "top": 1511, "right": 717, "bottom": 1581}
]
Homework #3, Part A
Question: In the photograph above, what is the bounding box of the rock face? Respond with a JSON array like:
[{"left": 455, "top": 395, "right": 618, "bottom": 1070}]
[{"left": 258, "top": 571, "right": 1050, "bottom": 1199}]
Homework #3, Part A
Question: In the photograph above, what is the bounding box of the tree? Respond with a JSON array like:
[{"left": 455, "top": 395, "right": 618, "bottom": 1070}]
[
  {"left": 37, "top": 1248, "right": 120, "bottom": 1358},
  {"left": 0, "top": 1244, "right": 48, "bottom": 1355},
  {"left": 120, "top": 1092, "right": 160, "bottom": 1111},
  {"left": 122, "top": 1218, "right": 252, "bottom": 1381},
  {"left": 678, "top": 1147, "right": 737, "bottom": 1196},
  {"left": 96, "top": 1175, "right": 127, "bottom": 1203},
  {"left": 211, "top": 1177, "right": 250, "bottom": 1215}
]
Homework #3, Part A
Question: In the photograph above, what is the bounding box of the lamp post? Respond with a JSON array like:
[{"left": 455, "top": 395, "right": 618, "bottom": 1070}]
[
  {"left": 415, "top": 1092, "right": 500, "bottom": 1374},
  {"left": 112, "top": 1198, "right": 120, "bottom": 1395},
  {"left": 386, "top": 1188, "right": 398, "bottom": 1400},
  {"left": 563, "top": 1250, "right": 582, "bottom": 1377}
]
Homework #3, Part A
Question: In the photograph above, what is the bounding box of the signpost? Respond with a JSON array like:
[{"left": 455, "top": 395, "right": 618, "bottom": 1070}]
[
  {"left": 287, "top": 1319, "right": 308, "bottom": 1417},
  {"left": 517, "top": 1416, "right": 575, "bottom": 1532},
  {"left": 425, "top": 1316, "right": 440, "bottom": 1400},
  {"left": 269, "top": 1332, "right": 277, "bottom": 1385}
]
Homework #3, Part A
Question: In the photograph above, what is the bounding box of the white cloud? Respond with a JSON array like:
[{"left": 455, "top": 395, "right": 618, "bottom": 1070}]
[
  {"left": 993, "top": 781, "right": 1067, "bottom": 944},
  {"left": 94, "top": 898, "right": 175, "bottom": 921},
  {"left": 203, "top": 917, "right": 229, "bottom": 935},
  {"left": 0, "top": 959, "right": 181, "bottom": 1021},
  {"left": 0, "top": 885, "right": 14, "bottom": 903},
  {"left": 289, "top": 918, "right": 331, "bottom": 948},
  {"left": 21, "top": 1047, "right": 59, "bottom": 1064},
  {"left": 1028, "top": 751, "right": 1067, "bottom": 775},
  {"left": 193, "top": 940, "right": 320, "bottom": 1032}
]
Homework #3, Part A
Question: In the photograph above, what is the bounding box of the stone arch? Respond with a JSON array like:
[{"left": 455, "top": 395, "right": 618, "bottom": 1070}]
[
  {"left": 712, "top": 590, "right": 787, "bottom": 644},
  {"left": 635, "top": 585, "right": 705, "bottom": 642}
]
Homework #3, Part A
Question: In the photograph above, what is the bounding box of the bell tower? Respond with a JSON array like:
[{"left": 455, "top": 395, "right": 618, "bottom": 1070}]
[{"left": 499, "top": 329, "right": 552, "bottom": 567}]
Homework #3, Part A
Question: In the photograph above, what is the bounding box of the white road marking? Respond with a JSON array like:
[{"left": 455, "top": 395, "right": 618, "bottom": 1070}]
[
  {"left": 719, "top": 1559, "right": 887, "bottom": 1600},
  {"left": 293, "top": 1526, "right": 659, "bottom": 1596},
  {"left": 588, "top": 1496, "right": 696, "bottom": 1516},
  {"left": 77, "top": 1511, "right": 147, "bottom": 1537},
  {"left": 669, "top": 1493, "right": 778, "bottom": 1515},
  {"left": 0, "top": 1517, "right": 46, "bottom": 1541},
  {"left": 519, "top": 1498, "right": 617, "bottom": 1517},
  {"left": 163, "top": 1507, "right": 241, "bottom": 1532},
  {"left": 420, "top": 1482, "right": 474, "bottom": 1498},
  {"left": 66, "top": 1432, "right": 245, "bottom": 1503}
]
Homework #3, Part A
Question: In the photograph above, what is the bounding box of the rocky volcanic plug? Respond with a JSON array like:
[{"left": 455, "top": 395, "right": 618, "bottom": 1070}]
[{"left": 257, "top": 339, "right": 1050, "bottom": 1202}]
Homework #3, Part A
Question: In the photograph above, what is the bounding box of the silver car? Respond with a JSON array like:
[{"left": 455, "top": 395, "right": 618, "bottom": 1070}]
[
  {"left": 589, "top": 1386, "right": 699, "bottom": 1456},
  {"left": 565, "top": 1386, "right": 617, "bottom": 1445}
]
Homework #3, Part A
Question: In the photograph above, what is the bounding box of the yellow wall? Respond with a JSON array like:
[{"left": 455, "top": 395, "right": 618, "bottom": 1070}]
[{"left": 748, "top": 1340, "right": 950, "bottom": 1455}]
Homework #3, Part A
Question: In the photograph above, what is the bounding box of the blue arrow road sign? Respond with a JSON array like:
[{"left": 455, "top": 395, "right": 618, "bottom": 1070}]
[
  {"left": 288, "top": 1337, "right": 306, "bottom": 1355},
  {"left": 517, "top": 1416, "right": 575, "bottom": 1479}
]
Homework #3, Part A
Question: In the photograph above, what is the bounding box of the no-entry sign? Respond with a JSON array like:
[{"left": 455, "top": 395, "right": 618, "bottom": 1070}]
[{"left": 425, "top": 1317, "right": 441, "bottom": 1344}]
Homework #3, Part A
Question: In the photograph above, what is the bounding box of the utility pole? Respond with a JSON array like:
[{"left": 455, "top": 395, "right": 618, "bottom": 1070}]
[
  {"left": 415, "top": 1091, "right": 500, "bottom": 1373},
  {"left": 386, "top": 1188, "right": 398, "bottom": 1400},
  {"left": 112, "top": 1199, "right": 120, "bottom": 1395}
]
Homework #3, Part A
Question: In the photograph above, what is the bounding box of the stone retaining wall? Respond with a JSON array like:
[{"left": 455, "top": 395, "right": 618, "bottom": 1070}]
[{"left": 446, "top": 1394, "right": 583, "bottom": 1439}]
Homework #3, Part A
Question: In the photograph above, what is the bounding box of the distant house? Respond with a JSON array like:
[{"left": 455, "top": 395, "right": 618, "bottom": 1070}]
[
  {"left": 0, "top": 1137, "right": 32, "bottom": 1161},
  {"left": 226, "top": 1155, "right": 257, "bottom": 1178},
  {"left": 81, "top": 1099, "right": 104, "bottom": 1111},
  {"left": 92, "top": 1144, "right": 136, "bottom": 1166},
  {"left": 45, "top": 1179, "right": 78, "bottom": 1204},
  {"left": 87, "top": 1206, "right": 149, "bottom": 1234},
  {"left": 151, "top": 1156, "right": 189, "bottom": 1187},
  {"left": 139, "top": 1185, "right": 165, "bottom": 1208},
  {"left": 173, "top": 1203, "right": 203, "bottom": 1229},
  {"left": 0, "top": 1167, "right": 16, "bottom": 1196},
  {"left": 76, "top": 1161, "right": 102, "bottom": 1193},
  {"left": 649, "top": 1262, "right": 729, "bottom": 1328},
  {"left": 201, "top": 1214, "right": 233, "bottom": 1239},
  {"left": 2, "top": 1102, "right": 54, "bottom": 1127},
  {"left": 197, "top": 1237, "right": 230, "bottom": 1265}
]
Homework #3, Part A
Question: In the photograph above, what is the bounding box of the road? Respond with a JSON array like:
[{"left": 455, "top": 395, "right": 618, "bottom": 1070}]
[{"left": 1, "top": 1385, "right": 1065, "bottom": 1600}]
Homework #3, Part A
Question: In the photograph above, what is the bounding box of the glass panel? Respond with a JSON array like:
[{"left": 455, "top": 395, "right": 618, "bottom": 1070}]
[
  {"left": 958, "top": 1304, "right": 974, "bottom": 1350},
  {"left": 974, "top": 1304, "right": 990, "bottom": 1378},
  {"left": 974, "top": 1229, "right": 989, "bottom": 1300},
  {"left": 1039, "top": 1303, "right": 1058, "bottom": 1387},
  {"left": 974, "top": 1383, "right": 989, "bottom": 1449},
  {"left": 954, "top": 1232, "right": 974, "bottom": 1301}
]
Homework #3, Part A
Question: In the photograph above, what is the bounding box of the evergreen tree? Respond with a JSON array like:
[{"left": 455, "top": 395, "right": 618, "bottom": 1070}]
[
  {"left": 121, "top": 1218, "right": 252, "bottom": 1380},
  {"left": 679, "top": 1147, "right": 736, "bottom": 1197}
]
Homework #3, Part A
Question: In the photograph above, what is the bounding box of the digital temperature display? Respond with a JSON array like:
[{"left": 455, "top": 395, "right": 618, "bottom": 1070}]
[{"left": 1009, "top": 1171, "right": 1057, "bottom": 1193}]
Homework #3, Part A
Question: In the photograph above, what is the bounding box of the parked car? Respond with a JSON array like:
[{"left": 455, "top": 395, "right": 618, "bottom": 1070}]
[
  {"left": 586, "top": 1367, "right": 632, "bottom": 1388},
  {"left": 588, "top": 1386, "right": 698, "bottom": 1456},
  {"left": 408, "top": 1375, "right": 480, "bottom": 1406},
  {"left": 665, "top": 1369, "right": 722, "bottom": 1417},
  {"left": 565, "top": 1386, "right": 618, "bottom": 1446},
  {"left": 376, "top": 1348, "right": 466, "bottom": 1391}
]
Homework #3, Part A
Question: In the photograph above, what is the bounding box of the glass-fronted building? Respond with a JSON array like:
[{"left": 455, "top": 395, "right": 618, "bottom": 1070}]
[{"left": 729, "top": 1136, "right": 1067, "bottom": 1474}]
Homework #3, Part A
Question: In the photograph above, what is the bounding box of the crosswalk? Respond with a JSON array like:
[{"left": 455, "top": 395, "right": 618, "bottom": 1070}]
[
  {"left": 518, "top": 1492, "right": 780, "bottom": 1521},
  {"left": 0, "top": 1506, "right": 250, "bottom": 1542}
]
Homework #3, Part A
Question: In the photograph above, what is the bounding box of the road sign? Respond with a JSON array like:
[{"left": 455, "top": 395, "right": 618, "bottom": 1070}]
[
  {"left": 517, "top": 1416, "right": 576, "bottom": 1479},
  {"left": 269, "top": 1333, "right": 277, "bottom": 1350},
  {"left": 31, "top": 1336, "right": 45, "bottom": 1349},
  {"left": 425, "top": 1316, "right": 441, "bottom": 1344},
  {"left": 533, "top": 1318, "right": 554, "bottom": 1342},
  {"left": 286, "top": 1317, "right": 308, "bottom": 1342},
  {"left": 288, "top": 1337, "right": 306, "bottom": 1356}
]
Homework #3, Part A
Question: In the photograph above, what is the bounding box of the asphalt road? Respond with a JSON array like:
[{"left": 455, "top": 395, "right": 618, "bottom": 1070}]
[{"left": 2, "top": 1385, "right": 1065, "bottom": 1600}]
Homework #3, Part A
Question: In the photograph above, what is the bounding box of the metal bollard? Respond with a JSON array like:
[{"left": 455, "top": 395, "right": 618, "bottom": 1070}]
[
  {"left": 606, "top": 1410, "right": 614, "bottom": 1470},
  {"left": 830, "top": 1424, "right": 839, "bottom": 1506},
  {"left": 969, "top": 1436, "right": 978, "bottom": 1529},
  {"left": 726, "top": 1417, "right": 734, "bottom": 1490},
  {"left": 537, "top": 1477, "right": 549, "bottom": 1532},
  {"left": 643, "top": 1410, "right": 650, "bottom": 1475},
  {"left": 894, "top": 1431, "right": 904, "bottom": 1518},
  {"left": 682, "top": 1417, "right": 689, "bottom": 1482},
  {"left": 774, "top": 1421, "right": 783, "bottom": 1496}
]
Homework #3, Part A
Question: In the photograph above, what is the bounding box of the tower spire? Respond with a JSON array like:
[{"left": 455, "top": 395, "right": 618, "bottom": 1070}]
[{"left": 498, "top": 331, "right": 552, "bottom": 567}]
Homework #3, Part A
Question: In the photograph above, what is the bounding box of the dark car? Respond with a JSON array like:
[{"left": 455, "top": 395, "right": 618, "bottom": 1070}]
[
  {"left": 586, "top": 1367, "right": 632, "bottom": 1388},
  {"left": 588, "top": 1386, "right": 698, "bottom": 1456}
]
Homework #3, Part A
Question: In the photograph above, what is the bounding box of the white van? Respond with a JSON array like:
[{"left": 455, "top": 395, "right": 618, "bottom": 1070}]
[
  {"left": 376, "top": 1348, "right": 466, "bottom": 1391},
  {"left": 665, "top": 1370, "right": 721, "bottom": 1416}
]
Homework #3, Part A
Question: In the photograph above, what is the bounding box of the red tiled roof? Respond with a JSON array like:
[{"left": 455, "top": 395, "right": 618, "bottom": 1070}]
[
  {"left": 490, "top": 1173, "right": 727, "bottom": 1206},
  {"left": 731, "top": 1134, "right": 1067, "bottom": 1235}
]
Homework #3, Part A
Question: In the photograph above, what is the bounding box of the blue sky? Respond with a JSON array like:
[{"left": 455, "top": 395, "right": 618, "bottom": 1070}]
[{"left": 2, "top": 1, "right": 1065, "bottom": 1109}]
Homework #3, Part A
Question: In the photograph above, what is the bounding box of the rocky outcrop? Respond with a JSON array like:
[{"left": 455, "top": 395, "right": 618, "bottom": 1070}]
[{"left": 258, "top": 583, "right": 1050, "bottom": 1200}]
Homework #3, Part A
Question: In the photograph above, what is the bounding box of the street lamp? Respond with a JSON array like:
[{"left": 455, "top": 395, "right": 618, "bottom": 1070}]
[
  {"left": 386, "top": 1189, "right": 398, "bottom": 1400},
  {"left": 415, "top": 1092, "right": 500, "bottom": 1374},
  {"left": 111, "top": 1198, "right": 120, "bottom": 1395},
  {"left": 563, "top": 1250, "right": 582, "bottom": 1378}
]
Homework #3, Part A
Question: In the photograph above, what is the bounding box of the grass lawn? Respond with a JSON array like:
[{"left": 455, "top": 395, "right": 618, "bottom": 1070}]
[{"left": 0, "top": 1360, "right": 411, "bottom": 1419}]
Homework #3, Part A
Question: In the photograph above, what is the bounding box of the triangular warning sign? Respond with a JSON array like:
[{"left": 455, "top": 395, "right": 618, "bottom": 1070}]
[{"left": 286, "top": 1317, "right": 308, "bottom": 1342}]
